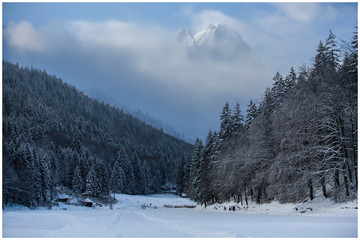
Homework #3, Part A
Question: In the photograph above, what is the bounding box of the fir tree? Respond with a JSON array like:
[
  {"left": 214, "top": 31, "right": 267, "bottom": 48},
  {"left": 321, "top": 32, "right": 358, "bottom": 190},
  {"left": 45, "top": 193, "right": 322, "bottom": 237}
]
[
  {"left": 110, "top": 161, "right": 125, "bottom": 194},
  {"left": 72, "top": 165, "right": 83, "bottom": 194},
  {"left": 142, "top": 160, "right": 152, "bottom": 195},
  {"left": 324, "top": 29, "right": 340, "bottom": 72},
  {"left": 176, "top": 156, "right": 186, "bottom": 196},
  {"left": 245, "top": 99, "right": 258, "bottom": 129},
  {"left": 271, "top": 71, "right": 286, "bottom": 103},
  {"left": 219, "top": 102, "right": 232, "bottom": 140},
  {"left": 132, "top": 151, "right": 145, "bottom": 194},
  {"left": 284, "top": 67, "right": 296, "bottom": 93},
  {"left": 231, "top": 103, "right": 245, "bottom": 137},
  {"left": 153, "top": 170, "right": 162, "bottom": 192},
  {"left": 86, "top": 166, "right": 100, "bottom": 197},
  {"left": 188, "top": 139, "right": 204, "bottom": 201}
]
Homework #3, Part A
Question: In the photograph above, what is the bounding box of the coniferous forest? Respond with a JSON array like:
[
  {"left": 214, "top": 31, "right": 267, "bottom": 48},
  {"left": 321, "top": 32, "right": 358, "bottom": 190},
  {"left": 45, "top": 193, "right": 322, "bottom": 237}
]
[
  {"left": 2, "top": 61, "right": 193, "bottom": 208},
  {"left": 184, "top": 30, "right": 358, "bottom": 205}
]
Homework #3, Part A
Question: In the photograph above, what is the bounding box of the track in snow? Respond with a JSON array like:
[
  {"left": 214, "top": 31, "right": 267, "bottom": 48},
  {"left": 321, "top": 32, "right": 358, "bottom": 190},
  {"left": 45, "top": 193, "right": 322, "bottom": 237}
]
[{"left": 3, "top": 194, "right": 358, "bottom": 238}]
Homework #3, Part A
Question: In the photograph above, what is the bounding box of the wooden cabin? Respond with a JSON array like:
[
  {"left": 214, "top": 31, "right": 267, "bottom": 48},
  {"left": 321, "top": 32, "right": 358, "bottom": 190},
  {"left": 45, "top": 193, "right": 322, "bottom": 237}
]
[{"left": 82, "top": 198, "right": 93, "bottom": 207}]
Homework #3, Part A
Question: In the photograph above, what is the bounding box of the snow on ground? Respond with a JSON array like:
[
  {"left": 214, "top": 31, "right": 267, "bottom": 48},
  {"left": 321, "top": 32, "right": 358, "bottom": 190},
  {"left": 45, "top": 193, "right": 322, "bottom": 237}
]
[
  {"left": 196, "top": 196, "right": 358, "bottom": 217},
  {"left": 3, "top": 193, "right": 358, "bottom": 237},
  {"left": 114, "top": 193, "right": 195, "bottom": 209}
]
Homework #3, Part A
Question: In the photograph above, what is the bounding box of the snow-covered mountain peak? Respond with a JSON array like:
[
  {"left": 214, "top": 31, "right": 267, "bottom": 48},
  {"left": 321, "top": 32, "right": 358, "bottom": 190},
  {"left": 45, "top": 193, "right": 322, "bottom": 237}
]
[
  {"left": 175, "top": 27, "right": 195, "bottom": 46},
  {"left": 194, "top": 24, "right": 246, "bottom": 48},
  {"left": 205, "top": 23, "right": 218, "bottom": 30},
  {"left": 175, "top": 24, "right": 250, "bottom": 59}
]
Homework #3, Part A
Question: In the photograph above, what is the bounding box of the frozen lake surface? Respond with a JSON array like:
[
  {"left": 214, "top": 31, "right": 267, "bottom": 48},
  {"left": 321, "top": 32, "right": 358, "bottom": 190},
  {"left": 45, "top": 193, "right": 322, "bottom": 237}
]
[{"left": 3, "top": 194, "right": 357, "bottom": 237}]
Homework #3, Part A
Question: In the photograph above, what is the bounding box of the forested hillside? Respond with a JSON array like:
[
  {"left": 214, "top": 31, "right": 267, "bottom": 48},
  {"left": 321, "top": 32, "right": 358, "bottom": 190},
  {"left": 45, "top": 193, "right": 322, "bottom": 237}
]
[
  {"left": 2, "top": 61, "right": 193, "bottom": 208},
  {"left": 183, "top": 30, "right": 358, "bottom": 205}
]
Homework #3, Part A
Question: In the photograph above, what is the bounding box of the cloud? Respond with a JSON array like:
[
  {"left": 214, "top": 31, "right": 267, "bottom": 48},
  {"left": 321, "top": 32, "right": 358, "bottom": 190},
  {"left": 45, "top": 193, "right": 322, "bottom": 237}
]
[
  {"left": 191, "top": 10, "right": 243, "bottom": 32},
  {"left": 275, "top": 3, "right": 320, "bottom": 23},
  {"left": 187, "top": 8, "right": 318, "bottom": 76},
  {"left": 4, "top": 18, "right": 270, "bottom": 140},
  {"left": 66, "top": 20, "right": 171, "bottom": 53},
  {"left": 274, "top": 3, "right": 338, "bottom": 24},
  {"left": 5, "top": 3, "right": 347, "bottom": 140},
  {"left": 4, "top": 21, "right": 50, "bottom": 53}
]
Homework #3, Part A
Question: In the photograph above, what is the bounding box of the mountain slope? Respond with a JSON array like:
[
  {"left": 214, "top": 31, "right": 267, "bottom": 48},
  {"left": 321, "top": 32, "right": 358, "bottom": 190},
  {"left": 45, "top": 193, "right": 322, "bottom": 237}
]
[
  {"left": 86, "top": 88, "right": 192, "bottom": 143},
  {"left": 2, "top": 61, "right": 193, "bottom": 207}
]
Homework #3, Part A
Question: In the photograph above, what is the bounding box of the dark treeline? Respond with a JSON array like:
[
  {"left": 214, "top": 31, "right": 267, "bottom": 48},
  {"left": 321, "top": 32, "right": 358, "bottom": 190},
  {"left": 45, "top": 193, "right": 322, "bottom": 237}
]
[
  {"left": 3, "top": 61, "right": 193, "bottom": 208},
  {"left": 181, "top": 30, "right": 358, "bottom": 205}
]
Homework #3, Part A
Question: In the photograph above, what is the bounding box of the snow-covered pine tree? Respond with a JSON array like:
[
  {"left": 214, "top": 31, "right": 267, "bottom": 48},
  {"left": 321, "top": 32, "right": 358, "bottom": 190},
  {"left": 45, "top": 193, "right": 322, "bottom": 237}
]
[
  {"left": 198, "top": 130, "right": 217, "bottom": 206},
  {"left": 284, "top": 67, "right": 296, "bottom": 93},
  {"left": 142, "top": 160, "right": 152, "bottom": 195},
  {"left": 72, "top": 165, "right": 83, "bottom": 194},
  {"left": 313, "top": 41, "right": 328, "bottom": 80},
  {"left": 231, "top": 103, "right": 245, "bottom": 136},
  {"left": 271, "top": 72, "right": 286, "bottom": 104},
  {"left": 38, "top": 150, "right": 53, "bottom": 205},
  {"left": 219, "top": 102, "right": 232, "bottom": 140},
  {"left": 32, "top": 148, "right": 43, "bottom": 206},
  {"left": 153, "top": 170, "right": 162, "bottom": 192},
  {"left": 324, "top": 30, "right": 341, "bottom": 73},
  {"left": 188, "top": 139, "right": 204, "bottom": 201},
  {"left": 86, "top": 166, "right": 100, "bottom": 197},
  {"left": 245, "top": 99, "right": 258, "bottom": 130},
  {"left": 124, "top": 157, "right": 136, "bottom": 195},
  {"left": 110, "top": 160, "right": 125, "bottom": 194},
  {"left": 176, "top": 156, "right": 186, "bottom": 196},
  {"left": 71, "top": 136, "right": 82, "bottom": 155},
  {"left": 93, "top": 158, "right": 109, "bottom": 197},
  {"left": 117, "top": 145, "right": 127, "bottom": 171},
  {"left": 131, "top": 151, "right": 145, "bottom": 194}
]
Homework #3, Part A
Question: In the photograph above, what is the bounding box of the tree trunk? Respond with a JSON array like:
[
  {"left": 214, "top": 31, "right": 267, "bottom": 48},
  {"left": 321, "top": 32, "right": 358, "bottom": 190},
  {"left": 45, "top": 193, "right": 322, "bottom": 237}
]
[
  {"left": 343, "top": 163, "right": 350, "bottom": 196},
  {"left": 334, "top": 170, "right": 340, "bottom": 188},
  {"left": 321, "top": 177, "right": 328, "bottom": 198},
  {"left": 339, "top": 116, "right": 353, "bottom": 183},
  {"left": 351, "top": 117, "right": 358, "bottom": 187},
  {"left": 308, "top": 178, "right": 314, "bottom": 200},
  {"left": 256, "top": 187, "right": 261, "bottom": 204},
  {"left": 263, "top": 186, "right": 267, "bottom": 201},
  {"left": 244, "top": 188, "right": 248, "bottom": 206}
]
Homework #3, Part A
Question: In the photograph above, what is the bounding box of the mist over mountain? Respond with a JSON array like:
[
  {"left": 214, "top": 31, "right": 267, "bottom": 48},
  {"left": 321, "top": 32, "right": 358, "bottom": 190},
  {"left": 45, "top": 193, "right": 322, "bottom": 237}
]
[
  {"left": 176, "top": 24, "right": 250, "bottom": 60},
  {"left": 175, "top": 27, "right": 195, "bottom": 46},
  {"left": 3, "top": 19, "right": 271, "bottom": 141},
  {"left": 86, "top": 88, "right": 193, "bottom": 143}
]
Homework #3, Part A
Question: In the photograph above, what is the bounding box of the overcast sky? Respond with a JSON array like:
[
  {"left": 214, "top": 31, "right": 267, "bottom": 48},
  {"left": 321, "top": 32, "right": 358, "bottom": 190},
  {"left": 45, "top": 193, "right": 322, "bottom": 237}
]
[{"left": 3, "top": 2, "right": 358, "bottom": 142}]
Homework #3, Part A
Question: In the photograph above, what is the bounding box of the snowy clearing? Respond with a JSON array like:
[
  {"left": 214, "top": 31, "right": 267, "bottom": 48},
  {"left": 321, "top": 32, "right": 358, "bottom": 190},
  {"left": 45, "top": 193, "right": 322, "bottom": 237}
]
[{"left": 3, "top": 193, "right": 358, "bottom": 237}]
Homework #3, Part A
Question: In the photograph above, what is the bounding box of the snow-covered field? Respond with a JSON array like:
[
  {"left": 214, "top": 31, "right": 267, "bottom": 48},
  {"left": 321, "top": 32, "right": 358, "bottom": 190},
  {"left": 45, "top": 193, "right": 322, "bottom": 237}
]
[{"left": 3, "top": 193, "right": 358, "bottom": 237}]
